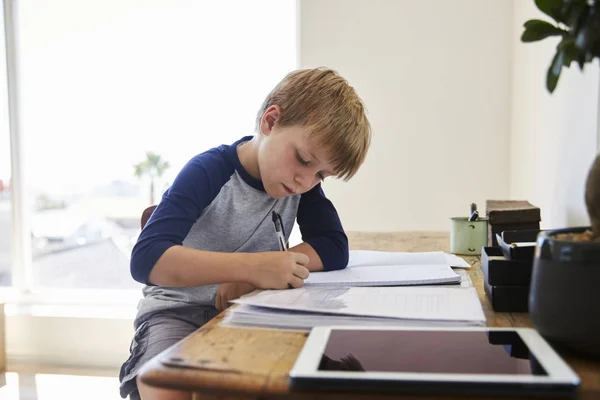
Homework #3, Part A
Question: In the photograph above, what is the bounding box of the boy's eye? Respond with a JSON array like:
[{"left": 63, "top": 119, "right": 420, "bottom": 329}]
[{"left": 296, "top": 153, "right": 309, "bottom": 166}]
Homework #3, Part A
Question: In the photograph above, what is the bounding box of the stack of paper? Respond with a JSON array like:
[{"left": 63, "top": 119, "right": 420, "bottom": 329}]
[
  {"left": 221, "top": 251, "right": 481, "bottom": 331},
  {"left": 223, "top": 304, "right": 480, "bottom": 331},
  {"left": 223, "top": 286, "right": 486, "bottom": 331}
]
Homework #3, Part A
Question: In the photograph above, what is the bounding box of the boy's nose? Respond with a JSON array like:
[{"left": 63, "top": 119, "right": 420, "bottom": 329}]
[{"left": 295, "top": 174, "right": 313, "bottom": 191}]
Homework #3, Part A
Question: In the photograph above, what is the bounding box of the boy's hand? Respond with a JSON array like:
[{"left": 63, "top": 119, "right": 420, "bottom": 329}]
[
  {"left": 215, "top": 282, "right": 256, "bottom": 311},
  {"left": 247, "top": 251, "right": 310, "bottom": 289}
]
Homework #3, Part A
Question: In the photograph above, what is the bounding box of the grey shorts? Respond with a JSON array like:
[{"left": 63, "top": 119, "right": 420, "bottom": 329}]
[{"left": 118, "top": 305, "right": 219, "bottom": 399}]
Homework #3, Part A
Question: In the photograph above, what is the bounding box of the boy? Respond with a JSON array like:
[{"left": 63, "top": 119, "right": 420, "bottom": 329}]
[{"left": 119, "top": 67, "right": 371, "bottom": 400}]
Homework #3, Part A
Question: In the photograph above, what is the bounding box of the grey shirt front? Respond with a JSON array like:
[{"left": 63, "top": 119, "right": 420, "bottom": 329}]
[{"left": 131, "top": 136, "right": 348, "bottom": 319}]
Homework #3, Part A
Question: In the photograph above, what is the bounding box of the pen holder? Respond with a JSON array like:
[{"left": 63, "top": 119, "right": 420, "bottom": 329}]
[{"left": 450, "top": 217, "right": 488, "bottom": 255}]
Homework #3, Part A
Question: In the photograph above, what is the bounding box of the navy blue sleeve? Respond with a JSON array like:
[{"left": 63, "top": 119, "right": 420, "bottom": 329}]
[
  {"left": 297, "top": 184, "right": 349, "bottom": 271},
  {"left": 130, "top": 150, "right": 234, "bottom": 284}
]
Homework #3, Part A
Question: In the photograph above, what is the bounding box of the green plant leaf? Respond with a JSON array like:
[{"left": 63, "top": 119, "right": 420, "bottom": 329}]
[
  {"left": 576, "top": 52, "right": 587, "bottom": 69},
  {"left": 558, "top": 38, "right": 578, "bottom": 67},
  {"left": 575, "top": 6, "right": 600, "bottom": 55},
  {"left": 522, "top": 19, "right": 567, "bottom": 42},
  {"left": 593, "top": 39, "right": 600, "bottom": 59},
  {"left": 529, "top": 1, "right": 599, "bottom": 95},
  {"left": 535, "top": 0, "right": 568, "bottom": 24},
  {"left": 547, "top": 49, "right": 565, "bottom": 93},
  {"left": 562, "top": 1, "right": 588, "bottom": 30}
]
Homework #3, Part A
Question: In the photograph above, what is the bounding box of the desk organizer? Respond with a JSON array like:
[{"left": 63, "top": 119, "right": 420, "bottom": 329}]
[
  {"left": 481, "top": 247, "right": 532, "bottom": 286},
  {"left": 482, "top": 246, "right": 532, "bottom": 312},
  {"left": 485, "top": 200, "right": 541, "bottom": 246},
  {"left": 496, "top": 230, "right": 541, "bottom": 262},
  {"left": 484, "top": 280, "right": 530, "bottom": 312}
]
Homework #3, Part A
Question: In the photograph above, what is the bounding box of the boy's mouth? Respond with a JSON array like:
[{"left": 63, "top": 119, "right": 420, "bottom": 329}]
[{"left": 282, "top": 184, "right": 295, "bottom": 195}]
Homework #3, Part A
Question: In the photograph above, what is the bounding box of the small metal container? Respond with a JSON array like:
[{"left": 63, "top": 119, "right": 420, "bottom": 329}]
[{"left": 450, "top": 217, "right": 488, "bottom": 255}]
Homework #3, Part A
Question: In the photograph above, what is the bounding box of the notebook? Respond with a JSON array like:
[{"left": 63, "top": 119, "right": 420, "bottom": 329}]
[
  {"left": 303, "top": 251, "right": 464, "bottom": 287},
  {"left": 304, "top": 264, "right": 461, "bottom": 287},
  {"left": 348, "top": 250, "right": 471, "bottom": 269}
]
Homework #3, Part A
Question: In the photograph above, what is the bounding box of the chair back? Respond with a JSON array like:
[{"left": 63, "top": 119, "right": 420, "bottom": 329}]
[{"left": 141, "top": 205, "right": 157, "bottom": 229}]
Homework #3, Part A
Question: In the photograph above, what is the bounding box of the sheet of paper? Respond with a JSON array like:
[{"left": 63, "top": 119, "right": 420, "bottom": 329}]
[
  {"left": 444, "top": 253, "right": 471, "bottom": 268},
  {"left": 304, "top": 264, "right": 460, "bottom": 286},
  {"left": 453, "top": 268, "right": 472, "bottom": 288},
  {"left": 232, "top": 286, "right": 485, "bottom": 323}
]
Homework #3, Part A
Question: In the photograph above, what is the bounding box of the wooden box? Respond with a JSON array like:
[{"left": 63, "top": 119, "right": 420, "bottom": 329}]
[{"left": 485, "top": 200, "right": 541, "bottom": 246}]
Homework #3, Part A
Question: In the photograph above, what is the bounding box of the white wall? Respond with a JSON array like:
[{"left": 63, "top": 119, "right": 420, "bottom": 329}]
[
  {"left": 6, "top": 312, "right": 132, "bottom": 369},
  {"left": 510, "top": 1, "right": 599, "bottom": 229},
  {"left": 300, "top": 0, "right": 513, "bottom": 231}
]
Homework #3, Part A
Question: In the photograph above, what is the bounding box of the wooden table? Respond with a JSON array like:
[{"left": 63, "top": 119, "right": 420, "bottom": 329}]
[{"left": 139, "top": 232, "right": 600, "bottom": 399}]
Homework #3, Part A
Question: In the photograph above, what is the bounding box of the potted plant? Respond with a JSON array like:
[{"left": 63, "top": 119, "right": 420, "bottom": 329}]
[{"left": 521, "top": 0, "right": 600, "bottom": 357}]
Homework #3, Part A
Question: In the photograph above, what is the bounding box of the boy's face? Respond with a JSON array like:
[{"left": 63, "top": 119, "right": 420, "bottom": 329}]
[{"left": 258, "top": 121, "right": 335, "bottom": 199}]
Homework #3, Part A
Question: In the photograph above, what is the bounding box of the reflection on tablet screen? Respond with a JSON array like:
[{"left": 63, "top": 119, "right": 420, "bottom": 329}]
[{"left": 318, "top": 330, "right": 547, "bottom": 376}]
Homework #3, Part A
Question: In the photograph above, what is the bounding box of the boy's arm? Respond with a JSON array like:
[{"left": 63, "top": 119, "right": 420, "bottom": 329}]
[
  {"left": 149, "top": 246, "right": 249, "bottom": 286},
  {"left": 288, "top": 242, "right": 324, "bottom": 272},
  {"left": 130, "top": 151, "right": 229, "bottom": 285},
  {"left": 131, "top": 151, "right": 309, "bottom": 288},
  {"left": 149, "top": 245, "right": 308, "bottom": 288},
  {"left": 295, "top": 184, "right": 349, "bottom": 272}
]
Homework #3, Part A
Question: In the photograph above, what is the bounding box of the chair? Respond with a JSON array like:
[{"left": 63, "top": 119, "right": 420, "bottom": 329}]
[{"left": 141, "top": 205, "right": 157, "bottom": 229}]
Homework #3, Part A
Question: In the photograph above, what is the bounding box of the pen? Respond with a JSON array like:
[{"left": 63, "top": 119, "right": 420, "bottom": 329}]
[
  {"left": 468, "top": 203, "right": 479, "bottom": 222},
  {"left": 272, "top": 211, "right": 293, "bottom": 289},
  {"left": 272, "top": 210, "right": 288, "bottom": 251},
  {"left": 468, "top": 210, "right": 479, "bottom": 222}
]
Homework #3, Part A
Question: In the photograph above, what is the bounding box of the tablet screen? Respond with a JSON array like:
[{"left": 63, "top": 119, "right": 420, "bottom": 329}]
[{"left": 318, "top": 329, "right": 547, "bottom": 376}]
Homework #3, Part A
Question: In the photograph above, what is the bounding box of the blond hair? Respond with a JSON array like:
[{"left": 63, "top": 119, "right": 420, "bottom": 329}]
[{"left": 256, "top": 68, "right": 371, "bottom": 181}]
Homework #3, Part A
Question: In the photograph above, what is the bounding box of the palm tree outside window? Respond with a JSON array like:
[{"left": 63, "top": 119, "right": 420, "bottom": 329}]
[{"left": 134, "top": 152, "right": 170, "bottom": 206}]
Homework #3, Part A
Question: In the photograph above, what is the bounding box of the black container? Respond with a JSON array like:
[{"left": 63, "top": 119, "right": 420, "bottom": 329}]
[
  {"left": 490, "top": 222, "right": 541, "bottom": 247},
  {"left": 481, "top": 247, "right": 532, "bottom": 286},
  {"left": 484, "top": 280, "right": 529, "bottom": 312},
  {"left": 496, "top": 232, "right": 537, "bottom": 262},
  {"left": 502, "top": 229, "right": 542, "bottom": 243},
  {"left": 529, "top": 226, "right": 600, "bottom": 358}
]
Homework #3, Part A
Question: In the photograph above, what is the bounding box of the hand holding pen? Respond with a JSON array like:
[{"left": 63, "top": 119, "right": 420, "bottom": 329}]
[{"left": 271, "top": 210, "right": 309, "bottom": 289}]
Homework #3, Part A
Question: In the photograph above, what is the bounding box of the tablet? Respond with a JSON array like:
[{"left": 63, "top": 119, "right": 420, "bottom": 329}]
[{"left": 289, "top": 326, "right": 579, "bottom": 397}]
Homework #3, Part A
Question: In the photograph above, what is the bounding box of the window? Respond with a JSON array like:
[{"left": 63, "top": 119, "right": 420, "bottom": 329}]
[
  {"left": 5, "top": 0, "right": 297, "bottom": 295},
  {"left": 0, "top": 5, "right": 11, "bottom": 287}
]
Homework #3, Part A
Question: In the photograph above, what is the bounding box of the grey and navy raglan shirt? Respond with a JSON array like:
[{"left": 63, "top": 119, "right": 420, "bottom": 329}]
[{"left": 131, "top": 136, "right": 349, "bottom": 319}]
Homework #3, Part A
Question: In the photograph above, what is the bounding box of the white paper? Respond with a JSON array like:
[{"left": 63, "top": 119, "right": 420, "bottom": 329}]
[
  {"left": 348, "top": 250, "right": 471, "bottom": 269},
  {"left": 348, "top": 250, "right": 447, "bottom": 268},
  {"left": 232, "top": 286, "right": 485, "bottom": 323},
  {"left": 444, "top": 253, "right": 471, "bottom": 268},
  {"left": 222, "top": 304, "right": 484, "bottom": 331},
  {"left": 453, "top": 268, "right": 473, "bottom": 288},
  {"left": 305, "top": 264, "right": 460, "bottom": 287}
]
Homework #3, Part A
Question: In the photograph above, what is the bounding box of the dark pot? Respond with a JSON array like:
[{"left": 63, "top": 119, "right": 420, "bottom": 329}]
[{"left": 529, "top": 227, "right": 600, "bottom": 358}]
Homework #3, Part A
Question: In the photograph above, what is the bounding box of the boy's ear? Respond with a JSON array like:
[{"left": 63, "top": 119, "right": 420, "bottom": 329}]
[{"left": 260, "top": 105, "right": 281, "bottom": 135}]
